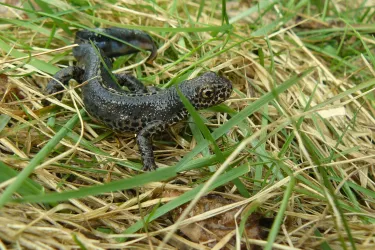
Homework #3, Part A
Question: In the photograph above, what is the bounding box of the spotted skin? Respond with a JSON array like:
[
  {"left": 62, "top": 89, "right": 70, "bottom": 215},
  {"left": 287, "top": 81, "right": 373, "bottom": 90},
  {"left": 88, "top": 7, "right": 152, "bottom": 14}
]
[{"left": 44, "top": 28, "right": 233, "bottom": 171}]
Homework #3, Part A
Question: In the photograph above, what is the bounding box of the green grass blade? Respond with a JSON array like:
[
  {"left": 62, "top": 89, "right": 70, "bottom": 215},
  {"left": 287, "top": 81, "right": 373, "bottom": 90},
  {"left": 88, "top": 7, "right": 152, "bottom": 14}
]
[
  {"left": 229, "top": 0, "right": 276, "bottom": 24},
  {"left": 0, "top": 114, "right": 11, "bottom": 132},
  {"left": 301, "top": 133, "right": 356, "bottom": 250},
  {"left": 33, "top": 0, "right": 71, "bottom": 34},
  {"left": 176, "top": 85, "right": 225, "bottom": 164},
  {"left": 176, "top": 68, "right": 315, "bottom": 171},
  {"left": 0, "top": 109, "right": 85, "bottom": 208},
  {"left": 122, "top": 164, "right": 250, "bottom": 238},
  {"left": 0, "top": 38, "right": 59, "bottom": 75},
  {"left": 14, "top": 167, "right": 176, "bottom": 203},
  {"left": 264, "top": 166, "right": 295, "bottom": 250},
  {"left": 0, "top": 162, "right": 43, "bottom": 196},
  {"left": 0, "top": 18, "right": 70, "bottom": 44}
]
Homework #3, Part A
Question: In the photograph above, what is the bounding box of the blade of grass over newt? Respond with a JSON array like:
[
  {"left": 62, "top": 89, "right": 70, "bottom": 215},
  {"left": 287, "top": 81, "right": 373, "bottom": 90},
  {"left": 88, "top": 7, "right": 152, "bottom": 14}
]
[
  {"left": 90, "top": 39, "right": 120, "bottom": 87},
  {"left": 176, "top": 68, "right": 315, "bottom": 171},
  {"left": 188, "top": 116, "right": 213, "bottom": 170},
  {"left": 0, "top": 109, "right": 85, "bottom": 208},
  {"left": 121, "top": 164, "right": 250, "bottom": 240},
  {"left": 176, "top": 86, "right": 225, "bottom": 164},
  {"left": 14, "top": 167, "right": 176, "bottom": 203}
]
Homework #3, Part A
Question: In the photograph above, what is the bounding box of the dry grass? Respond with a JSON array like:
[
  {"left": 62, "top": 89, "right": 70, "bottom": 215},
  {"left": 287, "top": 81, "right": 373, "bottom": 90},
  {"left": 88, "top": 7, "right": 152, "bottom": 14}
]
[{"left": 1, "top": 0, "right": 375, "bottom": 249}]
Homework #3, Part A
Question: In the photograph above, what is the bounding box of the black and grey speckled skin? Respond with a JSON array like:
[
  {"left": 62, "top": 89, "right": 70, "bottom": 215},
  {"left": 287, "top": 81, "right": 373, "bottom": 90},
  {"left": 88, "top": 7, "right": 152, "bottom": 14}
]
[{"left": 44, "top": 28, "right": 233, "bottom": 171}]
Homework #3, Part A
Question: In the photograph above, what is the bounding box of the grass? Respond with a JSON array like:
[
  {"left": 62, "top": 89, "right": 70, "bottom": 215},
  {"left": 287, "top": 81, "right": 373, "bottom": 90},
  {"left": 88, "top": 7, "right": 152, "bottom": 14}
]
[{"left": 1, "top": 0, "right": 375, "bottom": 249}]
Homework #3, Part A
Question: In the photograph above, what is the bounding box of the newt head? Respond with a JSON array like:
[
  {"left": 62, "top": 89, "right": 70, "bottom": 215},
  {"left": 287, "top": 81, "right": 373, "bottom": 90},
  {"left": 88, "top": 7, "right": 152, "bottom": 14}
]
[{"left": 180, "top": 72, "right": 233, "bottom": 109}]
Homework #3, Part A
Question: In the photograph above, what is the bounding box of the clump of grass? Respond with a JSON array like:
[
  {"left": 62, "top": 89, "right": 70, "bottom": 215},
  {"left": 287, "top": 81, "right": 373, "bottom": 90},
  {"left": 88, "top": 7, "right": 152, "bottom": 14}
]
[{"left": 1, "top": 1, "right": 375, "bottom": 249}]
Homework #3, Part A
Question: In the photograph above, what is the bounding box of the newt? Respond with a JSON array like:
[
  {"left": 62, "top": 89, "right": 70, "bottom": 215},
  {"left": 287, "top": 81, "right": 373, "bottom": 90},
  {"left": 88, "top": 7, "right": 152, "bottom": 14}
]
[{"left": 44, "top": 27, "right": 233, "bottom": 170}]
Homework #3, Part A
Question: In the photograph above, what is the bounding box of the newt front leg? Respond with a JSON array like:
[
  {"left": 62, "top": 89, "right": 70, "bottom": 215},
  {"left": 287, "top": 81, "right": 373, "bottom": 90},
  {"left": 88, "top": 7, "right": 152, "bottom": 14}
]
[
  {"left": 43, "top": 66, "right": 84, "bottom": 104},
  {"left": 136, "top": 121, "right": 166, "bottom": 171}
]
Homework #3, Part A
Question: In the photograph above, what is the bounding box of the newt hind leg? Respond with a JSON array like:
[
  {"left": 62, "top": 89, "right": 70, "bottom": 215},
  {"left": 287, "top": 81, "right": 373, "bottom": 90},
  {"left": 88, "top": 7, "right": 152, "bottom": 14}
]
[
  {"left": 116, "top": 74, "right": 162, "bottom": 94},
  {"left": 43, "top": 66, "right": 84, "bottom": 104},
  {"left": 114, "top": 74, "right": 148, "bottom": 93}
]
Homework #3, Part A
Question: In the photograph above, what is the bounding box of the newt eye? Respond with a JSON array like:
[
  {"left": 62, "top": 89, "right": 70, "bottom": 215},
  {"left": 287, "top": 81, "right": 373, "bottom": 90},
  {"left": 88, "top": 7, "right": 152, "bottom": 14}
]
[{"left": 201, "top": 87, "right": 215, "bottom": 99}]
